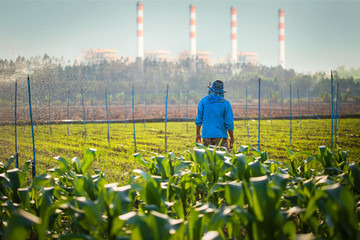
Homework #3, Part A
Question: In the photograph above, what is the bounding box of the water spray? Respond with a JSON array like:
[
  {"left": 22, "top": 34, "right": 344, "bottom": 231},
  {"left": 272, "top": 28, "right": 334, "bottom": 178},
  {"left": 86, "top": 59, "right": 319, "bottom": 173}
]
[{"left": 48, "top": 97, "right": 52, "bottom": 135}]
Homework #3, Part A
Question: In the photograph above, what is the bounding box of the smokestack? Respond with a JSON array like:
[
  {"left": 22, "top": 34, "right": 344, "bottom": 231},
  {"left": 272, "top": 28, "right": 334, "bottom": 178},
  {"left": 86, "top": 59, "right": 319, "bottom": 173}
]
[
  {"left": 137, "top": 2, "right": 144, "bottom": 60},
  {"left": 279, "top": 8, "right": 285, "bottom": 68},
  {"left": 231, "top": 6, "right": 237, "bottom": 64},
  {"left": 190, "top": 4, "right": 196, "bottom": 60}
]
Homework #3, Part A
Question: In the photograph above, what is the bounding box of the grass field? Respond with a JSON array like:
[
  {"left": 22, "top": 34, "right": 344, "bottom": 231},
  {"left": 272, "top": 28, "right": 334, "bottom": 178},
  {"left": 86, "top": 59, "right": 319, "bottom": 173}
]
[{"left": 0, "top": 118, "right": 359, "bottom": 183}]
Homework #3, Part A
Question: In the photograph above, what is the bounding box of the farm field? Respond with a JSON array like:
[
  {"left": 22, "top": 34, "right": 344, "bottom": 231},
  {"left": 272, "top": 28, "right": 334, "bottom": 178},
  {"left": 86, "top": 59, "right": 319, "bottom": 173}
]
[{"left": 0, "top": 118, "right": 359, "bottom": 183}]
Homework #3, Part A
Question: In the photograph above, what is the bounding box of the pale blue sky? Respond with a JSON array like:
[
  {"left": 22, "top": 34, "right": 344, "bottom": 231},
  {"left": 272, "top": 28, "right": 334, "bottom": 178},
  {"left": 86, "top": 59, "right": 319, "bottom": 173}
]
[{"left": 1, "top": 0, "right": 359, "bottom": 73}]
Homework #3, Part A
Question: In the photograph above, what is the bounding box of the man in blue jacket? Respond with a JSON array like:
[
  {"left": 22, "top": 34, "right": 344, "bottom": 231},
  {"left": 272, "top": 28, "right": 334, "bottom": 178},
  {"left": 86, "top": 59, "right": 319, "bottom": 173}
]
[{"left": 195, "top": 79, "right": 234, "bottom": 149}]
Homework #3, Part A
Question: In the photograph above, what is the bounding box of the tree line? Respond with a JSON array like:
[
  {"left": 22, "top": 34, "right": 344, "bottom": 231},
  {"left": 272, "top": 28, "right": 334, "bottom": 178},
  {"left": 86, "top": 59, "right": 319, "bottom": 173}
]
[{"left": 0, "top": 54, "right": 359, "bottom": 106}]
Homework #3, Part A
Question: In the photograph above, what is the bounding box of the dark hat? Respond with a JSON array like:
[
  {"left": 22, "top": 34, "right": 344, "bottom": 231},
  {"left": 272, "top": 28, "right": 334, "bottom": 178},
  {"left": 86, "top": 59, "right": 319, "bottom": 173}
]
[{"left": 208, "top": 79, "right": 226, "bottom": 93}]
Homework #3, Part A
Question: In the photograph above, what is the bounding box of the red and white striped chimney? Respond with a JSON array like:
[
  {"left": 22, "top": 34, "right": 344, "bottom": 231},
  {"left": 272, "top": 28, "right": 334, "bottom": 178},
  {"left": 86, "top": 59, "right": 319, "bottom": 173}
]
[
  {"left": 279, "top": 8, "right": 285, "bottom": 68},
  {"left": 190, "top": 4, "right": 196, "bottom": 59},
  {"left": 231, "top": 6, "right": 237, "bottom": 64},
  {"left": 137, "top": 2, "right": 144, "bottom": 60}
]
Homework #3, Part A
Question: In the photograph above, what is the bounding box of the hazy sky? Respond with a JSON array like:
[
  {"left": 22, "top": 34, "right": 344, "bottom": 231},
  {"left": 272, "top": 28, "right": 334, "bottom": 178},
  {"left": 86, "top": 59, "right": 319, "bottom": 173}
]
[{"left": 1, "top": 0, "right": 360, "bottom": 73}]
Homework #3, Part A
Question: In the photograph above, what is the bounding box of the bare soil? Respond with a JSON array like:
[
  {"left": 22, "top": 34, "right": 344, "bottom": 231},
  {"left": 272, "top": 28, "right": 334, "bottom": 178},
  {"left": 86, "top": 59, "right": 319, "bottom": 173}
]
[{"left": 2, "top": 101, "right": 359, "bottom": 124}]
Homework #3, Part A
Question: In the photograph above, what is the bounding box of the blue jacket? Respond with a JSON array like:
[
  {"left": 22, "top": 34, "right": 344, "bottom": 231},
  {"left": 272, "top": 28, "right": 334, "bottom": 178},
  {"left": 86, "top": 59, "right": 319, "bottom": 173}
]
[{"left": 195, "top": 94, "right": 234, "bottom": 138}]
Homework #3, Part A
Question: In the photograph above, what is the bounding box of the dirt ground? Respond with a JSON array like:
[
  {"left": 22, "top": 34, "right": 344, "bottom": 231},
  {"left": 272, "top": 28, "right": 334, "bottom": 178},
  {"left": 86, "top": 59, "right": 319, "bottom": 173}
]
[{"left": 2, "top": 101, "right": 359, "bottom": 124}]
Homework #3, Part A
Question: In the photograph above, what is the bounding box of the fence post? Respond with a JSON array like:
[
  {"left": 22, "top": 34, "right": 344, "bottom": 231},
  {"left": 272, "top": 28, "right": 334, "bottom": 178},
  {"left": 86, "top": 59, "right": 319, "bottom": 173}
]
[
  {"left": 14, "top": 80, "right": 18, "bottom": 168},
  {"left": 281, "top": 90, "right": 284, "bottom": 121},
  {"left": 308, "top": 90, "right": 310, "bottom": 122},
  {"left": 27, "top": 74, "right": 36, "bottom": 177},
  {"left": 105, "top": 88, "right": 110, "bottom": 144},
  {"left": 132, "top": 86, "right": 137, "bottom": 151},
  {"left": 186, "top": 90, "right": 189, "bottom": 134},
  {"left": 270, "top": 90, "right": 272, "bottom": 128},
  {"left": 335, "top": 83, "right": 339, "bottom": 148},
  {"left": 331, "top": 71, "right": 334, "bottom": 152},
  {"left": 165, "top": 85, "right": 169, "bottom": 153},
  {"left": 125, "top": 92, "right": 128, "bottom": 127},
  {"left": 246, "top": 86, "right": 249, "bottom": 139},
  {"left": 297, "top": 89, "right": 302, "bottom": 130},
  {"left": 144, "top": 90, "right": 147, "bottom": 129},
  {"left": 67, "top": 91, "right": 70, "bottom": 137},
  {"left": 290, "top": 84, "right": 292, "bottom": 144},
  {"left": 178, "top": 91, "right": 181, "bottom": 122}
]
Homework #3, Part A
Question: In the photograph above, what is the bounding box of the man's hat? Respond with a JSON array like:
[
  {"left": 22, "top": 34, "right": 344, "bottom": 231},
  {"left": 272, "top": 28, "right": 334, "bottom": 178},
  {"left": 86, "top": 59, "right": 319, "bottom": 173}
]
[{"left": 208, "top": 79, "right": 226, "bottom": 93}]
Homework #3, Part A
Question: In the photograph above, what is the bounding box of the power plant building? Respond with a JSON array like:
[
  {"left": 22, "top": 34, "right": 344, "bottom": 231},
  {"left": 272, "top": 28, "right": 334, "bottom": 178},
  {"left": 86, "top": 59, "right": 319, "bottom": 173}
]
[{"left": 84, "top": 49, "right": 118, "bottom": 65}]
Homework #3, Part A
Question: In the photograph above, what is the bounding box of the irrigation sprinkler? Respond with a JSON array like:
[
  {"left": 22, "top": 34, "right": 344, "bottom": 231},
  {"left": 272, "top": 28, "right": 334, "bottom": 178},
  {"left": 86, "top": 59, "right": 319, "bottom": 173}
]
[
  {"left": 48, "top": 97, "right": 52, "bottom": 135},
  {"left": 144, "top": 91, "right": 147, "bottom": 129},
  {"left": 308, "top": 90, "right": 310, "bottom": 122},
  {"left": 290, "top": 84, "right": 292, "bottom": 144},
  {"left": 132, "top": 86, "right": 137, "bottom": 151},
  {"left": 281, "top": 90, "right": 284, "bottom": 121},
  {"left": 186, "top": 90, "right": 189, "bottom": 134},
  {"left": 270, "top": 90, "right": 272, "bottom": 128},
  {"left": 105, "top": 88, "right": 110, "bottom": 144},
  {"left": 258, "top": 78, "right": 261, "bottom": 151},
  {"left": 14, "top": 80, "right": 18, "bottom": 168},
  {"left": 165, "top": 85, "right": 169, "bottom": 153},
  {"left": 297, "top": 89, "right": 302, "bottom": 130},
  {"left": 67, "top": 91, "right": 70, "bottom": 137},
  {"left": 335, "top": 83, "right": 339, "bottom": 148},
  {"left": 331, "top": 71, "right": 334, "bottom": 152},
  {"left": 81, "top": 89, "right": 87, "bottom": 140},
  {"left": 27, "top": 74, "right": 36, "bottom": 177}
]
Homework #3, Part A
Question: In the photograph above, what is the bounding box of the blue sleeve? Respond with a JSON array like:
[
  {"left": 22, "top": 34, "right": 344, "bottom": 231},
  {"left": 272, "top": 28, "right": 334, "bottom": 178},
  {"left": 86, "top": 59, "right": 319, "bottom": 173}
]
[
  {"left": 224, "top": 101, "right": 234, "bottom": 130},
  {"left": 195, "top": 98, "right": 204, "bottom": 126}
]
